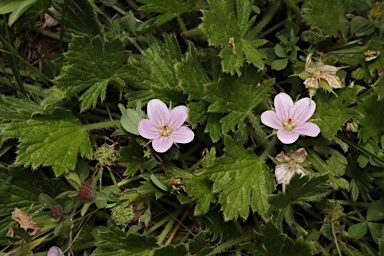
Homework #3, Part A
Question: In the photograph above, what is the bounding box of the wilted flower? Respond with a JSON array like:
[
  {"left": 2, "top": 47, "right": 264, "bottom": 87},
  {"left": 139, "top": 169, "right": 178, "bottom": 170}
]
[
  {"left": 299, "top": 54, "right": 345, "bottom": 97},
  {"left": 275, "top": 148, "right": 308, "bottom": 191},
  {"left": 138, "top": 99, "right": 194, "bottom": 153},
  {"left": 48, "top": 246, "right": 63, "bottom": 256},
  {"left": 44, "top": 7, "right": 59, "bottom": 28},
  {"left": 261, "top": 93, "right": 320, "bottom": 144}
]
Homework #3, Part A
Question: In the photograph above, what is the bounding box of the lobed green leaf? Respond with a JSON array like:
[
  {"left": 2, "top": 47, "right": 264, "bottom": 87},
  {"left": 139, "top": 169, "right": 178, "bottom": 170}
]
[{"left": 202, "top": 136, "right": 275, "bottom": 220}]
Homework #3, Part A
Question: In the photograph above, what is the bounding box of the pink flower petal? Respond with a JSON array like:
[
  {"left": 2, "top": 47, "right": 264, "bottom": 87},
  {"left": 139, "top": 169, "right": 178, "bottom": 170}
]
[
  {"left": 152, "top": 137, "right": 174, "bottom": 153},
  {"left": 168, "top": 106, "right": 189, "bottom": 129},
  {"left": 138, "top": 119, "right": 160, "bottom": 140},
  {"left": 48, "top": 246, "right": 63, "bottom": 256},
  {"left": 275, "top": 163, "right": 290, "bottom": 184},
  {"left": 261, "top": 110, "right": 283, "bottom": 130},
  {"left": 171, "top": 126, "right": 194, "bottom": 143},
  {"left": 290, "top": 148, "right": 308, "bottom": 163},
  {"left": 293, "top": 122, "right": 320, "bottom": 137},
  {"left": 277, "top": 130, "right": 300, "bottom": 144},
  {"left": 147, "top": 99, "right": 169, "bottom": 126},
  {"left": 274, "top": 93, "right": 293, "bottom": 120},
  {"left": 291, "top": 98, "right": 316, "bottom": 124},
  {"left": 276, "top": 151, "right": 290, "bottom": 163}
]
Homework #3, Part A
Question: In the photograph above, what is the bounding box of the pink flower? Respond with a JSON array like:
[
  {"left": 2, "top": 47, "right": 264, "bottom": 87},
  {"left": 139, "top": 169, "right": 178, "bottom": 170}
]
[
  {"left": 261, "top": 93, "right": 320, "bottom": 144},
  {"left": 48, "top": 246, "right": 63, "bottom": 256},
  {"left": 138, "top": 99, "right": 194, "bottom": 153},
  {"left": 275, "top": 148, "right": 308, "bottom": 191}
]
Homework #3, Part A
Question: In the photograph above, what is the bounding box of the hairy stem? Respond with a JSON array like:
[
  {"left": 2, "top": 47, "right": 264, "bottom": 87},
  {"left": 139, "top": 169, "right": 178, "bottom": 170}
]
[
  {"left": 244, "top": 0, "right": 282, "bottom": 39},
  {"left": 83, "top": 120, "right": 120, "bottom": 131},
  {"left": 205, "top": 233, "right": 256, "bottom": 256}
]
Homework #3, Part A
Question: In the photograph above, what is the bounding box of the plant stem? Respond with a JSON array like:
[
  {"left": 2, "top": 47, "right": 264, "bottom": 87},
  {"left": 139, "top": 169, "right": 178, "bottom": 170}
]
[
  {"left": 157, "top": 206, "right": 184, "bottom": 245},
  {"left": 259, "top": 134, "right": 277, "bottom": 162},
  {"left": 177, "top": 15, "right": 187, "bottom": 33},
  {"left": 32, "top": 26, "right": 71, "bottom": 43},
  {"left": 244, "top": 0, "right": 282, "bottom": 39},
  {"left": 255, "top": 20, "right": 285, "bottom": 39},
  {"left": 83, "top": 120, "right": 120, "bottom": 131},
  {"left": 165, "top": 208, "right": 189, "bottom": 245},
  {"left": 248, "top": 112, "right": 268, "bottom": 147},
  {"left": 331, "top": 222, "right": 342, "bottom": 256},
  {"left": 205, "top": 233, "right": 256, "bottom": 256}
]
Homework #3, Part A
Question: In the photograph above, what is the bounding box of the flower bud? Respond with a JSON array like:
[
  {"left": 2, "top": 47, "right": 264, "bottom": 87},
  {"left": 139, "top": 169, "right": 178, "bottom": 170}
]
[
  {"left": 77, "top": 182, "right": 95, "bottom": 202},
  {"left": 49, "top": 205, "right": 63, "bottom": 219}
]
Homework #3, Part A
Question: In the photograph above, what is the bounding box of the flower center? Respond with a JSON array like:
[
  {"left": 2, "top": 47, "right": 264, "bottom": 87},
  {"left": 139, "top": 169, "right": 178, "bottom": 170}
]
[
  {"left": 283, "top": 117, "right": 296, "bottom": 131},
  {"left": 159, "top": 124, "right": 173, "bottom": 137}
]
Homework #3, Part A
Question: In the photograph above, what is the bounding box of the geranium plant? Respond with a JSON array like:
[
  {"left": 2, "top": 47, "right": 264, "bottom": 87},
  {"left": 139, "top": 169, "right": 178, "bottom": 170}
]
[{"left": 0, "top": 0, "right": 384, "bottom": 255}]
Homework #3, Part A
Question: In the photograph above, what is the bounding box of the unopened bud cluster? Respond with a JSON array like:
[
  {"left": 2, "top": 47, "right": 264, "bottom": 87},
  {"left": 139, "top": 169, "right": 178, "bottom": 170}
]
[{"left": 111, "top": 205, "right": 135, "bottom": 228}]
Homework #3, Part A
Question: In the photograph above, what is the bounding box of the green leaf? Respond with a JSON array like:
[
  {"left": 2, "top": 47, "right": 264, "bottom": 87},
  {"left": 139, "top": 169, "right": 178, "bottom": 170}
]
[
  {"left": 357, "top": 93, "right": 384, "bottom": 142},
  {"left": 154, "top": 245, "right": 187, "bottom": 256},
  {"left": 2, "top": 109, "right": 92, "bottom": 176},
  {"left": 185, "top": 176, "right": 217, "bottom": 215},
  {"left": 92, "top": 229, "right": 156, "bottom": 255},
  {"left": 348, "top": 222, "right": 368, "bottom": 239},
  {"left": 302, "top": 0, "right": 348, "bottom": 37},
  {"left": 368, "top": 222, "right": 384, "bottom": 244},
  {"left": 201, "top": 0, "right": 266, "bottom": 74},
  {"left": 0, "top": 169, "right": 64, "bottom": 236},
  {"left": 139, "top": 0, "right": 197, "bottom": 26},
  {"left": 313, "top": 86, "right": 363, "bottom": 139},
  {"left": 202, "top": 136, "right": 275, "bottom": 220},
  {"left": 244, "top": 222, "right": 313, "bottom": 256},
  {"left": 346, "top": 157, "right": 372, "bottom": 201},
  {"left": 125, "top": 34, "right": 185, "bottom": 107},
  {"left": 121, "top": 108, "right": 144, "bottom": 135},
  {"left": 271, "top": 58, "right": 288, "bottom": 71},
  {"left": 176, "top": 43, "right": 211, "bottom": 100},
  {"left": 0, "top": 0, "right": 38, "bottom": 26},
  {"left": 307, "top": 147, "right": 348, "bottom": 189},
  {"left": 204, "top": 69, "right": 272, "bottom": 134},
  {"left": 57, "top": 0, "right": 101, "bottom": 36},
  {"left": 367, "top": 198, "right": 384, "bottom": 222},
  {"left": 0, "top": 95, "right": 43, "bottom": 120},
  {"left": 55, "top": 36, "right": 130, "bottom": 111},
  {"left": 269, "top": 175, "right": 330, "bottom": 209}
]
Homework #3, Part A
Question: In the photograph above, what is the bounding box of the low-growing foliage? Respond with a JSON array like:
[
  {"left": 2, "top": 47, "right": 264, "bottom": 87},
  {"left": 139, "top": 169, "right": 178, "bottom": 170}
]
[{"left": 0, "top": 0, "right": 384, "bottom": 255}]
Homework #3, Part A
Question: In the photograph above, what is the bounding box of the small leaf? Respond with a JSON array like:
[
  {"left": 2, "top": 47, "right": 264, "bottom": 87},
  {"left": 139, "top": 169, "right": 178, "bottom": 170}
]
[
  {"left": 367, "top": 198, "right": 384, "bottom": 222},
  {"left": 121, "top": 109, "right": 144, "bottom": 135},
  {"left": 348, "top": 222, "right": 368, "bottom": 239},
  {"left": 150, "top": 173, "right": 168, "bottom": 192},
  {"left": 271, "top": 58, "right": 288, "bottom": 71}
]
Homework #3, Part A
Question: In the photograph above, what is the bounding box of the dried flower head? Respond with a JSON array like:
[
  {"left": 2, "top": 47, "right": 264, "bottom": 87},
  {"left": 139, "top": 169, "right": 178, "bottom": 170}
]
[
  {"left": 274, "top": 148, "right": 308, "bottom": 191},
  {"left": 300, "top": 54, "right": 345, "bottom": 97}
]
